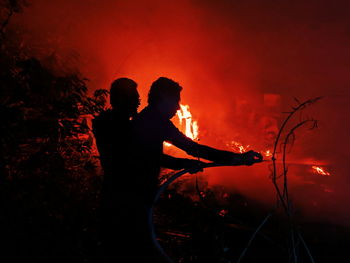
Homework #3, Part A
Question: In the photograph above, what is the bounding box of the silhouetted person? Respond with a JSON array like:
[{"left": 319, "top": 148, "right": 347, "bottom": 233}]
[
  {"left": 92, "top": 78, "right": 140, "bottom": 263},
  {"left": 93, "top": 78, "right": 140, "bottom": 180},
  {"left": 129, "top": 77, "right": 263, "bottom": 262},
  {"left": 92, "top": 78, "right": 203, "bottom": 262}
]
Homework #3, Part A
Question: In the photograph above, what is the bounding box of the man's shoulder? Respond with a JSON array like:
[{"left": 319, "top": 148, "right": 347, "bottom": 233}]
[
  {"left": 132, "top": 107, "right": 171, "bottom": 127},
  {"left": 92, "top": 110, "right": 110, "bottom": 131},
  {"left": 132, "top": 107, "right": 153, "bottom": 124}
]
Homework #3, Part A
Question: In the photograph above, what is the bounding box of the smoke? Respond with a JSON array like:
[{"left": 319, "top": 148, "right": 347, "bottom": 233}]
[{"left": 10, "top": 0, "right": 350, "bottom": 225}]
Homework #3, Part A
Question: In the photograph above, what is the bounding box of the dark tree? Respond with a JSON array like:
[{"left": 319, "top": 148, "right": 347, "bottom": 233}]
[{"left": 0, "top": 3, "right": 109, "bottom": 262}]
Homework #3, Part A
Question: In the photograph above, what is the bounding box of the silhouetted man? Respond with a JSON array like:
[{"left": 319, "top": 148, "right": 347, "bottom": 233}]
[
  {"left": 92, "top": 78, "right": 204, "bottom": 262},
  {"left": 93, "top": 78, "right": 139, "bottom": 184},
  {"left": 129, "top": 77, "right": 263, "bottom": 262},
  {"left": 92, "top": 78, "right": 140, "bottom": 262}
]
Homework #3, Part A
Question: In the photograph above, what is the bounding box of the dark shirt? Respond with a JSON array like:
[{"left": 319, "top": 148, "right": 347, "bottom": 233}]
[
  {"left": 93, "top": 108, "right": 188, "bottom": 196},
  {"left": 92, "top": 109, "right": 131, "bottom": 190},
  {"left": 130, "top": 106, "right": 237, "bottom": 201},
  {"left": 93, "top": 109, "right": 153, "bottom": 261}
]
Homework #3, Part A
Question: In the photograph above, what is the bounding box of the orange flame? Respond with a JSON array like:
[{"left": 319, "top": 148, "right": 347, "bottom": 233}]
[
  {"left": 311, "top": 166, "right": 331, "bottom": 176},
  {"left": 164, "top": 104, "right": 199, "bottom": 147},
  {"left": 264, "top": 150, "right": 272, "bottom": 157},
  {"left": 177, "top": 104, "right": 199, "bottom": 140},
  {"left": 163, "top": 105, "right": 333, "bottom": 179}
]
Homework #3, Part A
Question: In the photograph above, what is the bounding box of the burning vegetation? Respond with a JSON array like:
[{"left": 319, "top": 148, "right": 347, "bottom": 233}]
[
  {"left": 170, "top": 103, "right": 332, "bottom": 179},
  {"left": 0, "top": 1, "right": 348, "bottom": 263},
  {"left": 311, "top": 166, "right": 331, "bottom": 176}
]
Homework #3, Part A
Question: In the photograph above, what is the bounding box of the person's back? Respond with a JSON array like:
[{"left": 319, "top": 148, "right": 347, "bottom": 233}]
[
  {"left": 130, "top": 106, "right": 172, "bottom": 201},
  {"left": 92, "top": 78, "right": 140, "bottom": 263},
  {"left": 93, "top": 109, "right": 130, "bottom": 184}
]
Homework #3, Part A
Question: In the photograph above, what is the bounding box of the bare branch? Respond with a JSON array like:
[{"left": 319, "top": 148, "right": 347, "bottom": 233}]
[{"left": 271, "top": 97, "right": 321, "bottom": 263}]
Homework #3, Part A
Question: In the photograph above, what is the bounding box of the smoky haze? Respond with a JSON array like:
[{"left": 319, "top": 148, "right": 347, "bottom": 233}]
[{"left": 11, "top": 0, "right": 350, "bottom": 225}]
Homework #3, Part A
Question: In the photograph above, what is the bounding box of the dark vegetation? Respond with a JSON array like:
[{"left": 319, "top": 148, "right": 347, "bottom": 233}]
[
  {"left": 1, "top": 1, "right": 107, "bottom": 262},
  {"left": 0, "top": 1, "right": 349, "bottom": 262}
]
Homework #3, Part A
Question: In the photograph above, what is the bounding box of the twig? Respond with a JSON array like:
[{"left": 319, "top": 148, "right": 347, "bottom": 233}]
[
  {"left": 271, "top": 97, "right": 321, "bottom": 263},
  {"left": 236, "top": 212, "right": 273, "bottom": 263},
  {"left": 272, "top": 97, "right": 321, "bottom": 212},
  {"left": 298, "top": 231, "right": 316, "bottom": 263},
  {"left": 282, "top": 119, "right": 316, "bottom": 213}
]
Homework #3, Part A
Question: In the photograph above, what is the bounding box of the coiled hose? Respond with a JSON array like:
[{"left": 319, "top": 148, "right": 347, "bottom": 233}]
[{"left": 148, "top": 163, "right": 229, "bottom": 263}]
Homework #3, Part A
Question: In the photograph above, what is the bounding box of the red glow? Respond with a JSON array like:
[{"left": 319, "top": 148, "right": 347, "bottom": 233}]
[{"left": 13, "top": 0, "right": 350, "bottom": 226}]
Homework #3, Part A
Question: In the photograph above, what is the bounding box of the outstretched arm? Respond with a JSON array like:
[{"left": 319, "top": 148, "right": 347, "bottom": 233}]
[
  {"left": 164, "top": 120, "right": 262, "bottom": 165},
  {"left": 160, "top": 154, "right": 204, "bottom": 171}
]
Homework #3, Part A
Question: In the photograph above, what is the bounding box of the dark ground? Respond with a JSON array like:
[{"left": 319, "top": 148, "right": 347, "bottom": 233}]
[{"left": 0, "top": 171, "right": 349, "bottom": 263}]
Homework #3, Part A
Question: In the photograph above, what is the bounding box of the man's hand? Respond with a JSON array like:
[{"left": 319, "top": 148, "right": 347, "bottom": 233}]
[
  {"left": 241, "top": 150, "right": 263, "bottom": 166},
  {"left": 181, "top": 159, "right": 205, "bottom": 174}
]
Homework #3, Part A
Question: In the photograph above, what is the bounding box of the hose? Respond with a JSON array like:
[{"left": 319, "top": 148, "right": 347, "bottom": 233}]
[{"left": 147, "top": 163, "right": 231, "bottom": 263}]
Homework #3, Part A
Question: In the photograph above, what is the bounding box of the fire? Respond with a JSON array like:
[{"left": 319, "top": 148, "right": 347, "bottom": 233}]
[
  {"left": 163, "top": 105, "right": 333, "bottom": 180},
  {"left": 264, "top": 150, "right": 272, "bottom": 157},
  {"left": 164, "top": 104, "right": 199, "bottom": 147},
  {"left": 177, "top": 104, "right": 199, "bottom": 140},
  {"left": 227, "top": 141, "right": 250, "bottom": 153},
  {"left": 311, "top": 166, "right": 331, "bottom": 176}
]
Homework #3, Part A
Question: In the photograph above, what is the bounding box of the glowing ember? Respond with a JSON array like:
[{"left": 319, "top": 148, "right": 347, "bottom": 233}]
[
  {"left": 311, "top": 166, "right": 331, "bottom": 176},
  {"left": 218, "top": 209, "right": 228, "bottom": 217},
  {"left": 264, "top": 150, "right": 272, "bottom": 157},
  {"left": 227, "top": 141, "right": 250, "bottom": 153}
]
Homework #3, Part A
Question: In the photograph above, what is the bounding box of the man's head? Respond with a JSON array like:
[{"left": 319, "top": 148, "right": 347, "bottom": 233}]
[
  {"left": 148, "top": 77, "right": 182, "bottom": 119},
  {"left": 110, "top": 78, "right": 140, "bottom": 117}
]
